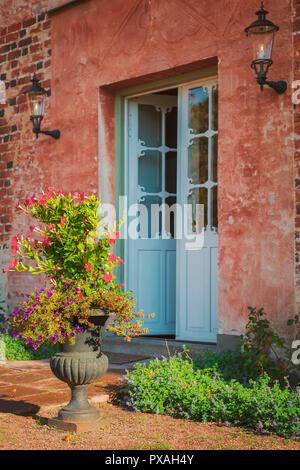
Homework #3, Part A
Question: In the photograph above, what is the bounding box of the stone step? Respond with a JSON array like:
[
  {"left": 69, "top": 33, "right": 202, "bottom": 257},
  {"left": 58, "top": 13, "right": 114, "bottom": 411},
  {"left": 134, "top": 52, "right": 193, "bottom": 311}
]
[{"left": 102, "top": 336, "right": 216, "bottom": 360}]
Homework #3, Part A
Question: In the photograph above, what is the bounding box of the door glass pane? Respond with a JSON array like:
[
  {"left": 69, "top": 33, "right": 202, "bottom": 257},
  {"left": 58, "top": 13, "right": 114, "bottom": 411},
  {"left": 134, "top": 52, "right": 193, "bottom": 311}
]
[
  {"left": 165, "top": 151, "right": 177, "bottom": 193},
  {"left": 166, "top": 106, "right": 177, "bottom": 148},
  {"left": 188, "top": 137, "right": 208, "bottom": 185},
  {"left": 212, "top": 86, "right": 218, "bottom": 131},
  {"left": 140, "top": 195, "right": 162, "bottom": 239},
  {"left": 212, "top": 185, "right": 218, "bottom": 229},
  {"left": 165, "top": 196, "right": 176, "bottom": 239},
  {"left": 138, "top": 104, "right": 162, "bottom": 147},
  {"left": 188, "top": 87, "right": 209, "bottom": 134},
  {"left": 212, "top": 134, "right": 218, "bottom": 183},
  {"left": 187, "top": 188, "right": 207, "bottom": 234},
  {"left": 138, "top": 150, "right": 162, "bottom": 193}
]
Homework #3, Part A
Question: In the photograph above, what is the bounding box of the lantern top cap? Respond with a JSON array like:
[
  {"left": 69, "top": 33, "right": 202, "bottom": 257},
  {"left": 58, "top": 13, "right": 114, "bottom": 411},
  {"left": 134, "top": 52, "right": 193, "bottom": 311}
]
[
  {"left": 24, "top": 73, "right": 46, "bottom": 95},
  {"left": 245, "top": 2, "right": 279, "bottom": 35}
]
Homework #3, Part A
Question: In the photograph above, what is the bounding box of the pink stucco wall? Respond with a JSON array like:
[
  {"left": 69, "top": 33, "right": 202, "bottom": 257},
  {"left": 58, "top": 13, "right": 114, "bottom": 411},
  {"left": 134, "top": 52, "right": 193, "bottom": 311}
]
[{"left": 45, "top": 0, "right": 295, "bottom": 337}]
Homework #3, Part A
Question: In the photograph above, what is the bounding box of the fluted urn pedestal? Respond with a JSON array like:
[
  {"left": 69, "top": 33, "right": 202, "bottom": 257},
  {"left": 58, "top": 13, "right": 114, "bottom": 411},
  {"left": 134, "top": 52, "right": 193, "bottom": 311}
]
[{"left": 48, "top": 311, "right": 110, "bottom": 432}]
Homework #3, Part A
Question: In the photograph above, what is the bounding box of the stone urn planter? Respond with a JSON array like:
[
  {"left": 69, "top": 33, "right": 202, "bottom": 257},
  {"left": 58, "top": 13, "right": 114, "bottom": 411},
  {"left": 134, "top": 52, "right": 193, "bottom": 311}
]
[{"left": 49, "top": 310, "right": 111, "bottom": 427}]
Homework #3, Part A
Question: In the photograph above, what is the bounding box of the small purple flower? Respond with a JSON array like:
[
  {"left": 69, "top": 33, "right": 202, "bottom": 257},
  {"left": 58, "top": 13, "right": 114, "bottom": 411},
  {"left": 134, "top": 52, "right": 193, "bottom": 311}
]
[
  {"left": 50, "top": 286, "right": 55, "bottom": 290},
  {"left": 12, "top": 311, "right": 18, "bottom": 317},
  {"left": 11, "top": 331, "right": 18, "bottom": 337},
  {"left": 18, "top": 308, "right": 23, "bottom": 313},
  {"left": 23, "top": 313, "right": 29, "bottom": 319},
  {"left": 35, "top": 297, "right": 40, "bottom": 302},
  {"left": 37, "top": 335, "right": 43, "bottom": 341},
  {"left": 47, "top": 292, "right": 53, "bottom": 298},
  {"left": 50, "top": 337, "right": 56, "bottom": 342},
  {"left": 54, "top": 312, "right": 60, "bottom": 317},
  {"left": 26, "top": 308, "right": 33, "bottom": 313},
  {"left": 32, "top": 304, "right": 37, "bottom": 308},
  {"left": 32, "top": 343, "right": 39, "bottom": 349},
  {"left": 70, "top": 332, "right": 76, "bottom": 337},
  {"left": 78, "top": 328, "right": 84, "bottom": 333},
  {"left": 60, "top": 332, "right": 66, "bottom": 338},
  {"left": 224, "top": 421, "right": 230, "bottom": 427},
  {"left": 74, "top": 287, "right": 80, "bottom": 293},
  {"left": 53, "top": 334, "right": 59, "bottom": 339},
  {"left": 39, "top": 289, "right": 45, "bottom": 293},
  {"left": 27, "top": 338, "right": 33, "bottom": 344}
]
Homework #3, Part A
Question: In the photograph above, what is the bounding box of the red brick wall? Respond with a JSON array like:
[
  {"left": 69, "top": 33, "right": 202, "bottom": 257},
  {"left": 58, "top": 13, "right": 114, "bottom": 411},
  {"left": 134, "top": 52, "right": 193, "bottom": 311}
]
[
  {"left": 294, "top": 0, "right": 300, "bottom": 315},
  {"left": 0, "top": 7, "right": 52, "bottom": 312}
]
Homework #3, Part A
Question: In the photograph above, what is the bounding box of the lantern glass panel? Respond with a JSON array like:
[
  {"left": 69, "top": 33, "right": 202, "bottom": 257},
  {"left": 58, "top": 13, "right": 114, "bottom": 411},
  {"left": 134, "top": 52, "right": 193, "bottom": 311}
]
[
  {"left": 249, "top": 27, "right": 275, "bottom": 61},
  {"left": 26, "top": 91, "right": 45, "bottom": 117}
]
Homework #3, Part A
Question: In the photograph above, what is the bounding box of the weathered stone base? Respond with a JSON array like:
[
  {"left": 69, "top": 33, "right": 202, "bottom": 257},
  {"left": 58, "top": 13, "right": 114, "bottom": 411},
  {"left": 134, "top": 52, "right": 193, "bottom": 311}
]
[
  {"left": 216, "top": 334, "right": 241, "bottom": 352},
  {"left": 47, "top": 417, "right": 100, "bottom": 433}
]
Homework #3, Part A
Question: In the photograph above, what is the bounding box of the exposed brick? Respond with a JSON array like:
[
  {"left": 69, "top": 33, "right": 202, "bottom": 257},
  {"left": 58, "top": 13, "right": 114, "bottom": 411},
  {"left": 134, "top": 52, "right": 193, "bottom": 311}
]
[
  {"left": 5, "top": 32, "right": 18, "bottom": 43},
  {"left": 8, "top": 50, "right": 21, "bottom": 61},
  {"left": 7, "top": 23, "right": 21, "bottom": 34},
  {"left": 19, "top": 29, "right": 27, "bottom": 38},
  {"left": 43, "top": 21, "right": 51, "bottom": 30},
  {"left": 8, "top": 98, "right": 16, "bottom": 107},
  {"left": 18, "top": 37, "right": 32, "bottom": 48},
  {"left": 23, "top": 18, "right": 36, "bottom": 28}
]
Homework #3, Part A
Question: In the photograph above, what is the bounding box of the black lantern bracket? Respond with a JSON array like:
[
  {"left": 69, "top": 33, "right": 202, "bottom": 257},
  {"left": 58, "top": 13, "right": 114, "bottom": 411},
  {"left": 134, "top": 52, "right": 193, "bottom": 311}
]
[
  {"left": 25, "top": 74, "right": 61, "bottom": 139},
  {"left": 245, "top": 3, "right": 287, "bottom": 95}
]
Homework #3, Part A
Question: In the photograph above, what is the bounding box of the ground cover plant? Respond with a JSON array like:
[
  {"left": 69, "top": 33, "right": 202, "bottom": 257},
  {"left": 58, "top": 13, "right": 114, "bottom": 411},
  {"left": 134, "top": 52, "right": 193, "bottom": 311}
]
[
  {"left": 118, "top": 307, "right": 300, "bottom": 439},
  {"left": 0, "top": 332, "right": 57, "bottom": 360},
  {"left": 118, "top": 348, "right": 300, "bottom": 439}
]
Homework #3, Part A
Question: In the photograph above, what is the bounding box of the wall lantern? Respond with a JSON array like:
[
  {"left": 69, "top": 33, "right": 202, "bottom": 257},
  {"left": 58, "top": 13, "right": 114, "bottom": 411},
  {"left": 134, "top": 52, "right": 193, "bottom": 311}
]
[
  {"left": 24, "top": 74, "right": 60, "bottom": 139},
  {"left": 245, "top": 2, "right": 287, "bottom": 94}
]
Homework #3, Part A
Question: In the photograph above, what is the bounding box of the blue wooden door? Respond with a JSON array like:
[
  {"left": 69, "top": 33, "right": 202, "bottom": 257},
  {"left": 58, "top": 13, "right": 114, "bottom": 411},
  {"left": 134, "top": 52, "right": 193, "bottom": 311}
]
[
  {"left": 126, "top": 94, "right": 178, "bottom": 335},
  {"left": 176, "top": 79, "right": 219, "bottom": 342}
]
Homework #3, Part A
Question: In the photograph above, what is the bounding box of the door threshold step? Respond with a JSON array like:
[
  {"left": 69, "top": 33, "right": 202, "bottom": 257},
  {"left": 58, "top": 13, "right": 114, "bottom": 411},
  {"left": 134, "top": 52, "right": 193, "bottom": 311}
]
[{"left": 102, "top": 335, "right": 216, "bottom": 359}]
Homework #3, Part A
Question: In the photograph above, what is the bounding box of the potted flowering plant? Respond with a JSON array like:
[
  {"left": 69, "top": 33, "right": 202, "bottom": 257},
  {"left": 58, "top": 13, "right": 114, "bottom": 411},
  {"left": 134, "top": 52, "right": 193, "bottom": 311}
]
[{"left": 4, "top": 188, "right": 153, "bottom": 425}]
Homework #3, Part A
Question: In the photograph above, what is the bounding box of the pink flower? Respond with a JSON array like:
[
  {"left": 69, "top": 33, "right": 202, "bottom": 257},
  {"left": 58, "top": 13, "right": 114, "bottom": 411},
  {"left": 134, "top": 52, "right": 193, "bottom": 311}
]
[
  {"left": 14, "top": 201, "right": 21, "bottom": 211},
  {"left": 8, "top": 259, "right": 18, "bottom": 269},
  {"left": 42, "top": 236, "right": 51, "bottom": 247},
  {"left": 45, "top": 187, "right": 54, "bottom": 199},
  {"left": 60, "top": 217, "right": 67, "bottom": 227},
  {"left": 2, "top": 268, "right": 8, "bottom": 273},
  {"left": 253, "top": 309, "right": 258, "bottom": 313},
  {"left": 108, "top": 253, "right": 117, "bottom": 262},
  {"left": 118, "top": 283, "right": 125, "bottom": 287},
  {"left": 106, "top": 231, "right": 120, "bottom": 245},
  {"left": 28, "top": 224, "right": 37, "bottom": 234},
  {"left": 116, "top": 256, "right": 124, "bottom": 264},
  {"left": 84, "top": 263, "right": 93, "bottom": 271},
  {"left": 10, "top": 246, "right": 18, "bottom": 254},
  {"left": 102, "top": 273, "right": 112, "bottom": 283},
  {"left": 54, "top": 265, "right": 59, "bottom": 271},
  {"left": 11, "top": 234, "right": 20, "bottom": 246},
  {"left": 24, "top": 195, "right": 37, "bottom": 207}
]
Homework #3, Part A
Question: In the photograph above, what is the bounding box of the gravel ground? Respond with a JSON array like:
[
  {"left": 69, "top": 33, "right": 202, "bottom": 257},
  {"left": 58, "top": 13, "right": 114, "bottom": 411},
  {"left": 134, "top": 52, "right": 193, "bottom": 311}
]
[{"left": 0, "top": 402, "right": 300, "bottom": 450}]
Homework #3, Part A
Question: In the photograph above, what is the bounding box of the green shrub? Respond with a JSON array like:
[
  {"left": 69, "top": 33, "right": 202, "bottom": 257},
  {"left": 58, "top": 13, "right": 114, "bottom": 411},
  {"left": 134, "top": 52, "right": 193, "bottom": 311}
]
[
  {"left": 0, "top": 333, "right": 57, "bottom": 360},
  {"left": 118, "top": 350, "right": 300, "bottom": 439}
]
